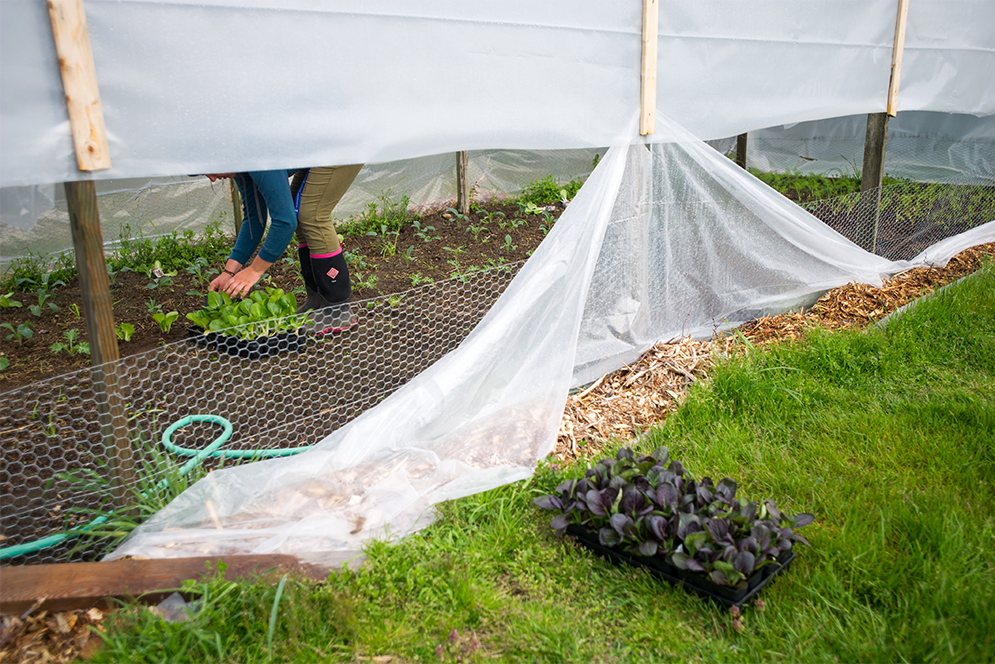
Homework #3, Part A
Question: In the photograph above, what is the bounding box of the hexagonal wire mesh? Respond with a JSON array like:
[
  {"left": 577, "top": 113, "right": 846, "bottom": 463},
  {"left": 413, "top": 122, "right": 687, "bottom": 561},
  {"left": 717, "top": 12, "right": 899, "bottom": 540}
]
[
  {"left": 0, "top": 266, "right": 521, "bottom": 565},
  {"left": 2, "top": 135, "right": 993, "bottom": 566}
]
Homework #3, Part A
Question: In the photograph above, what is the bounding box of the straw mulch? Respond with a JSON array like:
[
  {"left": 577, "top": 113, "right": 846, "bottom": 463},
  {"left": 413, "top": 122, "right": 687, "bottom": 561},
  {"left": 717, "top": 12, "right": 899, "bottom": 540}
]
[{"left": 553, "top": 242, "right": 994, "bottom": 464}]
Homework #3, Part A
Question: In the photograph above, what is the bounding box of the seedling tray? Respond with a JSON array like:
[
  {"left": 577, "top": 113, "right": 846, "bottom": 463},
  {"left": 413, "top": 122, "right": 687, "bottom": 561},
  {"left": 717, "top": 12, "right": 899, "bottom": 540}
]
[
  {"left": 566, "top": 524, "right": 794, "bottom": 608},
  {"left": 186, "top": 326, "right": 305, "bottom": 360}
]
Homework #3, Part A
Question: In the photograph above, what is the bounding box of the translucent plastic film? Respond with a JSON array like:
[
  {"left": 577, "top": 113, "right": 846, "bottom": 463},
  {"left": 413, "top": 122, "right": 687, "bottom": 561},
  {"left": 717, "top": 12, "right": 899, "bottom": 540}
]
[
  {"left": 3, "top": 0, "right": 993, "bottom": 187},
  {"left": 106, "top": 117, "right": 994, "bottom": 561}
]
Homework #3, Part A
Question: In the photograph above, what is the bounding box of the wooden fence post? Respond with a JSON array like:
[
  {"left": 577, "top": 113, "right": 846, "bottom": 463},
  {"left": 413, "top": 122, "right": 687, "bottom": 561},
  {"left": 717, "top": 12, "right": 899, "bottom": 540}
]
[
  {"left": 456, "top": 151, "right": 470, "bottom": 215},
  {"left": 736, "top": 133, "right": 748, "bottom": 169},
  {"left": 66, "top": 181, "right": 135, "bottom": 509},
  {"left": 858, "top": 0, "right": 909, "bottom": 253},
  {"left": 229, "top": 178, "right": 243, "bottom": 234}
]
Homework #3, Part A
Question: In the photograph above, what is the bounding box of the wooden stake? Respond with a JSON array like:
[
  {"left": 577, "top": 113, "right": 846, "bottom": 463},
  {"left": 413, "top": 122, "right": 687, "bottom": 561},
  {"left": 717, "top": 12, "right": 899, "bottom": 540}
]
[
  {"left": 859, "top": 113, "right": 890, "bottom": 253},
  {"left": 640, "top": 0, "right": 659, "bottom": 136},
  {"left": 47, "top": 0, "right": 111, "bottom": 171},
  {"left": 736, "top": 133, "right": 749, "bottom": 170},
  {"left": 456, "top": 151, "right": 470, "bottom": 215},
  {"left": 886, "top": 0, "right": 910, "bottom": 117},
  {"left": 229, "top": 178, "right": 243, "bottom": 234},
  {"left": 66, "top": 180, "right": 134, "bottom": 509}
]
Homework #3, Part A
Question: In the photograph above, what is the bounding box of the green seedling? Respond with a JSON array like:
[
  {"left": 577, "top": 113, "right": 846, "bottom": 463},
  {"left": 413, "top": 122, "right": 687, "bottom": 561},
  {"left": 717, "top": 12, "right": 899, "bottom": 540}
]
[
  {"left": 49, "top": 328, "right": 89, "bottom": 356},
  {"left": 28, "top": 291, "right": 58, "bottom": 317},
  {"left": 145, "top": 298, "right": 163, "bottom": 315},
  {"left": 2, "top": 321, "right": 34, "bottom": 345},
  {"left": 0, "top": 293, "right": 22, "bottom": 308},
  {"left": 411, "top": 220, "right": 440, "bottom": 243},
  {"left": 115, "top": 323, "right": 135, "bottom": 341},
  {"left": 465, "top": 223, "right": 488, "bottom": 242},
  {"left": 152, "top": 311, "right": 180, "bottom": 334},
  {"left": 501, "top": 235, "right": 517, "bottom": 252},
  {"left": 403, "top": 245, "right": 416, "bottom": 264},
  {"left": 0, "top": 357, "right": 9, "bottom": 373},
  {"left": 69, "top": 303, "right": 82, "bottom": 320},
  {"left": 446, "top": 207, "right": 470, "bottom": 225}
]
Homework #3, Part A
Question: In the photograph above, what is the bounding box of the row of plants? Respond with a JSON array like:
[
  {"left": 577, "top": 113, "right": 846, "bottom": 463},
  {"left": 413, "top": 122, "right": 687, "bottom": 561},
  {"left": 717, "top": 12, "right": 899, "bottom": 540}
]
[{"left": 535, "top": 446, "right": 812, "bottom": 595}]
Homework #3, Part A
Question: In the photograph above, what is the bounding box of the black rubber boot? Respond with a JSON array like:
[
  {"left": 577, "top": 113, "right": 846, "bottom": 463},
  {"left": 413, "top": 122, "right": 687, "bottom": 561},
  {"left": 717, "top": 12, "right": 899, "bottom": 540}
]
[
  {"left": 308, "top": 253, "right": 355, "bottom": 334},
  {"left": 310, "top": 253, "right": 351, "bottom": 304},
  {"left": 296, "top": 245, "right": 322, "bottom": 314}
]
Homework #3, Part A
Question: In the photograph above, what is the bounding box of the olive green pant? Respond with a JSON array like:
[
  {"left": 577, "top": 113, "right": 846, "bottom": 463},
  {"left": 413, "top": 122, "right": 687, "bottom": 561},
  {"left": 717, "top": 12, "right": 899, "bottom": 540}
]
[{"left": 290, "top": 164, "right": 363, "bottom": 256}]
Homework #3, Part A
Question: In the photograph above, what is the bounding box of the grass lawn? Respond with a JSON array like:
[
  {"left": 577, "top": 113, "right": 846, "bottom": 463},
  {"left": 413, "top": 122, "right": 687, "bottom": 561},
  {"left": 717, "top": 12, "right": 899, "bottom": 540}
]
[{"left": 90, "top": 260, "right": 995, "bottom": 663}]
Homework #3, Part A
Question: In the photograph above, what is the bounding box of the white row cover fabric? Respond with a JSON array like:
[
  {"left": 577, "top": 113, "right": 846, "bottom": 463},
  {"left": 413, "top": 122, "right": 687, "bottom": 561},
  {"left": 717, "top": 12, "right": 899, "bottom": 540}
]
[
  {"left": 107, "top": 116, "right": 995, "bottom": 561},
  {"left": 3, "top": 0, "right": 994, "bottom": 188}
]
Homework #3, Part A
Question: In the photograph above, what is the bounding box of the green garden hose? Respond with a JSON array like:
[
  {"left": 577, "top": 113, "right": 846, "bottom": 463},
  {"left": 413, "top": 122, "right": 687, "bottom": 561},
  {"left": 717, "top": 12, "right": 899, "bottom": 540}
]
[{"left": 0, "top": 414, "right": 312, "bottom": 560}]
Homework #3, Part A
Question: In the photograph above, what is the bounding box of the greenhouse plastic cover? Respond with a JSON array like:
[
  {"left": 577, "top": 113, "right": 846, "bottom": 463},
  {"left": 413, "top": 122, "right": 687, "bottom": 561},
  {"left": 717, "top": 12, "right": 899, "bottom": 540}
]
[
  {"left": 106, "top": 116, "right": 995, "bottom": 562},
  {"left": 3, "top": 0, "right": 995, "bottom": 188}
]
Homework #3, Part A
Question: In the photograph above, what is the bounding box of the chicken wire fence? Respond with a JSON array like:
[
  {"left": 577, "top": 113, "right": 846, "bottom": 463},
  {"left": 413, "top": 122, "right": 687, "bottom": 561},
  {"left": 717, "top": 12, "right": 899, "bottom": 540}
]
[
  {"left": 1, "top": 266, "right": 519, "bottom": 565},
  {"left": 2, "top": 140, "right": 994, "bottom": 567}
]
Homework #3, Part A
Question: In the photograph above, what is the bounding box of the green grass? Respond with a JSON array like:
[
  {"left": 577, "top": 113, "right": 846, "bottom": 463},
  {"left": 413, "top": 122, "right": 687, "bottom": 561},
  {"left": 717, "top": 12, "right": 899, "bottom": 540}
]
[{"left": 89, "top": 261, "right": 995, "bottom": 663}]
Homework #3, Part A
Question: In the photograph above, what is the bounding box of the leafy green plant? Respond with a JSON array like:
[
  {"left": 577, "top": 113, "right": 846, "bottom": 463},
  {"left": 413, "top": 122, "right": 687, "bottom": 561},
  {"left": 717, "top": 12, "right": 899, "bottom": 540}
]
[
  {"left": 69, "top": 303, "right": 82, "bottom": 320},
  {"left": 516, "top": 174, "right": 583, "bottom": 207},
  {"left": 49, "top": 329, "right": 89, "bottom": 356},
  {"left": 2, "top": 321, "right": 34, "bottom": 345},
  {"left": 368, "top": 222, "right": 402, "bottom": 257},
  {"left": 411, "top": 219, "right": 440, "bottom": 244},
  {"left": 152, "top": 311, "right": 180, "bottom": 334},
  {"left": 446, "top": 207, "right": 470, "bottom": 226},
  {"left": 186, "top": 288, "right": 311, "bottom": 340},
  {"left": 534, "top": 446, "right": 813, "bottom": 589},
  {"left": 344, "top": 250, "right": 369, "bottom": 271},
  {"left": 185, "top": 256, "right": 217, "bottom": 287},
  {"left": 145, "top": 298, "right": 163, "bottom": 315},
  {"left": 0, "top": 356, "right": 9, "bottom": 374},
  {"left": 338, "top": 190, "right": 412, "bottom": 239},
  {"left": 465, "top": 222, "right": 488, "bottom": 242},
  {"left": 501, "top": 235, "right": 517, "bottom": 252},
  {"left": 403, "top": 245, "right": 416, "bottom": 264},
  {"left": 352, "top": 273, "right": 379, "bottom": 291},
  {"left": 0, "top": 293, "right": 22, "bottom": 308},
  {"left": 116, "top": 323, "right": 135, "bottom": 342},
  {"left": 410, "top": 273, "right": 434, "bottom": 287},
  {"left": 28, "top": 291, "right": 58, "bottom": 317}
]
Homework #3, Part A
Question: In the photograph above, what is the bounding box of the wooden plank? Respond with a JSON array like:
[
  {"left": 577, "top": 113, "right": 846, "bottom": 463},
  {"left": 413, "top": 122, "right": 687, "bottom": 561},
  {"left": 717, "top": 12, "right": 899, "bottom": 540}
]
[
  {"left": 456, "top": 151, "right": 470, "bottom": 216},
  {"left": 0, "top": 554, "right": 355, "bottom": 615},
  {"left": 736, "top": 133, "right": 748, "bottom": 170},
  {"left": 640, "top": 0, "right": 659, "bottom": 136},
  {"left": 886, "top": 0, "right": 910, "bottom": 117},
  {"left": 65, "top": 180, "right": 134, "bottom": 508},
  {"left": 48, "top": 0, "right": 112, "bottom": 171}
]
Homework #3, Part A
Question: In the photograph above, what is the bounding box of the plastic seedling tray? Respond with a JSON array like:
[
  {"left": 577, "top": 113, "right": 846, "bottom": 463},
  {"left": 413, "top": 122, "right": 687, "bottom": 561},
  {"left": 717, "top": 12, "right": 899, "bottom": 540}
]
[
  {"left": 186, "top": 326, "right": 305, "bottom": 360},
  {"left": 566, "top": 524, "right": 794, "bottom": 608}
]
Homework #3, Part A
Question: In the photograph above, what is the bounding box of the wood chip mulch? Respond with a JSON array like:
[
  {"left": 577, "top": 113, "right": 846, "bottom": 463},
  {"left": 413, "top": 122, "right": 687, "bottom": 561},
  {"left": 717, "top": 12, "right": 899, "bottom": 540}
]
[
  {"left": 552, "top": 242, "right": 995, "bottom": 464},
  {"left": 0, "top": 604, "right": 104, "bottom": 663}
]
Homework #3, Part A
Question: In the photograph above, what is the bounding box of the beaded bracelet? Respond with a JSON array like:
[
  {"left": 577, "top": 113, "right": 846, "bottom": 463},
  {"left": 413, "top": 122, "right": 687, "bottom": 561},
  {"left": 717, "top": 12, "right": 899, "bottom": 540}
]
[{"left": 223, "top": 267, "right": 237, "bottom": 277}]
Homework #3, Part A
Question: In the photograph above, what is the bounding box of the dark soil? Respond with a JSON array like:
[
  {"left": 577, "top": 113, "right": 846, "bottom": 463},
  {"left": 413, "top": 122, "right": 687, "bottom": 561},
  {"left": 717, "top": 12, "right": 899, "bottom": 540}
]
[{"left": 0, "top": 201, "right": 556, "bottom": 392}]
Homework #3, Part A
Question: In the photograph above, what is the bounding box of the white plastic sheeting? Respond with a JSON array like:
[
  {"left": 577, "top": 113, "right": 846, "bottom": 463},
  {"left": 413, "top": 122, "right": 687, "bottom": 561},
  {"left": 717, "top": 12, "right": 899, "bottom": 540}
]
[
  {"left": 106, "top": 117, "right": 995, "bottom": 561},
  {"left": 2, "top": 0, "right": 994, "bottom": 188},
  {"left": 742, "top": 112, "right": 995, "bottom": 183}
]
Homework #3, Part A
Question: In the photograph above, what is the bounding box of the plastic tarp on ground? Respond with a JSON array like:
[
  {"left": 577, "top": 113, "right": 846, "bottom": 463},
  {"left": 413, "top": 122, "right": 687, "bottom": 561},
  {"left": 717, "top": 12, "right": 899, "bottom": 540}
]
[
  {"left": 2, "top": 0, "right": 994, "bottom": 188},
  {"left": 107, "top": 117, "right": 995, "bottom": 562}
]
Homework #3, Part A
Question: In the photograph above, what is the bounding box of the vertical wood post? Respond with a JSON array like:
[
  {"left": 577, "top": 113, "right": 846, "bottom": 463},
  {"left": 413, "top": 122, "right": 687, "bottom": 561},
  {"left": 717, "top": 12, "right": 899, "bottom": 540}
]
[
  {"left": 456, "top": 151, "right": 470, "bottom": 216},
  {"left": 887, "top": 0, "right": 910, "bottom": 117},
  {"left": 48, "top": 0, "right": 111, "bottom": 172},
  {"left": 859, "top": 113, "right": 889, "bottom": 253},
  {"left": 229, "top": 178, "right": 243, "bottom": 234},
  {"left": 735, "top": 133, "right": 749, "bottom": 169},
  {"left": 66, "top": 181, "right": 135, "bottom": 509},
  {"left": 640, "top": 0, "right": 659, "bottom": 136}
]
